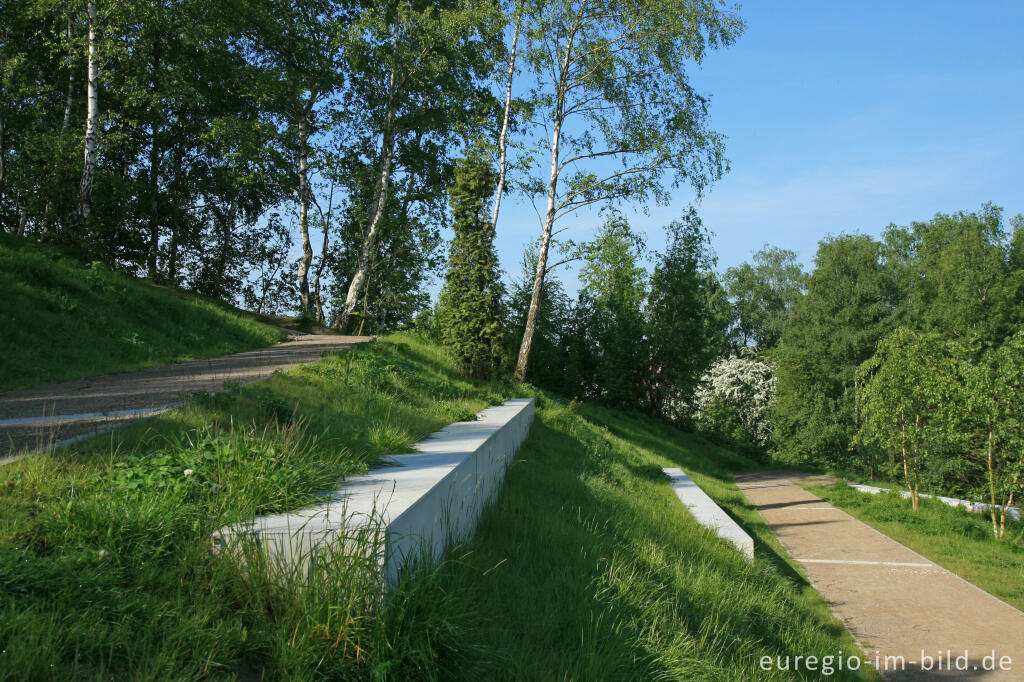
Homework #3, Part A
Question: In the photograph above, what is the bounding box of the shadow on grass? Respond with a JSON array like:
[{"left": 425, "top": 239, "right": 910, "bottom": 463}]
[{"left": 421, "top": 405, "right": 872, "bottom": 680}]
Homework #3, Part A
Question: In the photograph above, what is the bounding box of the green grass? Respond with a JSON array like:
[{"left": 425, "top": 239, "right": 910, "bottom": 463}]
[
  {"left": 0, "top": 233, "right": 286, "bottom": 390},
  {"left": 0, "top": 334, "right": 875, "bottom": 679},
  {"left": 807, "top": 482, "right": 1024, "bottom": 611},
  {"left": 414, "top": 399, "right": 875, "bottom": 681}
]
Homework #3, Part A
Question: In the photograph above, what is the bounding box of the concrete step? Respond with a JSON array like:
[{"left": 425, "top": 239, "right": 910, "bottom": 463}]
[
  {"left": 213, "top": 398, "right": 535, "bottom": 587},
  {"left": 663, "top": 467, "right": 754, "bottom": 559}
]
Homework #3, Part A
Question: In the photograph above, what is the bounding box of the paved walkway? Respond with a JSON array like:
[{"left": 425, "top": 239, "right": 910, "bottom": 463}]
[
  {"left": 735, "top": 471, "right": 1024, "bottom": 681},
  {"left": 0, "top": 334, "right": 369, "bottom": 461}
]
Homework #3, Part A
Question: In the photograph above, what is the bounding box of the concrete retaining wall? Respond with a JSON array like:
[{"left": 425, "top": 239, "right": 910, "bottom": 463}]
[
  {"left": 663, "top": 468, "right": 754, "bottom": 559},
  {"left": 849, "top": 482, "right": 1021, "bottom": 522},
  {"left": 213, "top": 398, "right": 534, "bottom": 588}
]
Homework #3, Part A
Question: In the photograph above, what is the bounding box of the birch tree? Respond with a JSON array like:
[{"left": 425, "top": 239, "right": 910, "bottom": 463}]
[
  {"left": 490, "top": 0, "right": 523, "bottom": 232},
  {"left": 331, "top": 0, "right": 503, "bottom": 331},
  {"left": 231, "top": 0, "right": 349, "bottom": 317},
  {"left": 968, "top": 331, "right": 1024, "bottom": 539},
  {"left": 856, "top": 328, "right": 968, "bottom": 511},
  {"left": 511, "top": 0, "right": 743, "bottom": 381},
  {"left": 75, "top": 0, "right": 99, "bottom": 224}
]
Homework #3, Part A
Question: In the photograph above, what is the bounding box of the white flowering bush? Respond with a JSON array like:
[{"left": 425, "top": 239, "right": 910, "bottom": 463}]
[{"left": 693, "top": 354, "right": 776, "bottom": 447}]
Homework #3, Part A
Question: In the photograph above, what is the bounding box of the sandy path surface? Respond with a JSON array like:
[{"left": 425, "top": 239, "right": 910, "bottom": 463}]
[
  {"left": 0, "top": 334, "right": 369, "bottom": 461},
  {"left": 735, "top": 471, "right": 1024, "bottom": 681}
]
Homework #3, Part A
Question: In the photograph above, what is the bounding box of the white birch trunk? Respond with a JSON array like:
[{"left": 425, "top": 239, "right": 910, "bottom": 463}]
[
  {"left": 296, "top": 102, "right": 313, "bottom": 317},
  {"left": 77, "top": 0, "right": 99, "bottom": 223},
  {"left": 514, "top": 112, "right": 561, "bottom": 382},
  {"left": 514, "top": 12, "right": 579, "bottom": 382},
  {"left": 490, "top": 4, "right": 522, "bottom": 231},
  {"left": 333, "top": 26, "right": 399, "bottom": 332}
]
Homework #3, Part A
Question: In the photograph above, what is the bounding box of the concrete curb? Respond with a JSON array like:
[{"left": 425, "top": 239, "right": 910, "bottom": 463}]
[
  {"left": 663, "top": 467, "right": 754, "bottom": 559},
  {"left": 848, "top": 483, "right": 1021, "bottom": 522},
  {"left": 213, "top": 398, "right": 535, "bottom": 587}
]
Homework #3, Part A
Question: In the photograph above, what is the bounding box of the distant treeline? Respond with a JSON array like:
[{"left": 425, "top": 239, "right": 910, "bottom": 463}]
[{"left": 517, "top": 203, "right": 1023, "bottom": 530}]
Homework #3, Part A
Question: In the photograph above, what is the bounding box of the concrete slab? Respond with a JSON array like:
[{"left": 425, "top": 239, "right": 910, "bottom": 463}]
[
  {"left": 214, "top": 398, "right": 534, "bottom": 587},
  {"left": 663, "top": 467, "right": 754, "bottom": 559}
]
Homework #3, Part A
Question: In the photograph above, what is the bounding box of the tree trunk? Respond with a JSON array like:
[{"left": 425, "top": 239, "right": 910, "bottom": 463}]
[
  {"left": 43, "top": 18, "right": 75, "bottom": 230},
  {"left": 76, "top": 0, "right": 100, "bottom": 224},
  {"left": 999, "top": 473, "right": 1018, "bottom": 540},
  {"left": 313, "top": 223, "right": 329, "bottom": 325},
  {"left": 910, "top": 414, "right": 921, "bottom": 512},
  {"left": 166, "top": 141, "right": 183, "bottom": 283},
  {"left": 146, "top": 39, "right": 162, "bottom": 279},
  {"left": 333, "top": 42, "right": 398, "bottom": 332},
  {"left": 900, "top": 410, "right": 914, "bottom": 508},
  {"left": 490, "top": 3, "right": 521, "bottom": 232},
  {"left": 296, "top": 100, "right": 314, "bottom": 317},
  {"left": 988, "top": 430, "right": 999, "bottom": 538},
  {"left": 514, "top": 112, "right": 562, "bottom": 382},
  {"left": 514, "top": 12, "right": 579, "bottom": 383},
  {"left": 0, "top": 102, "right": 6, "bottom": 214}
]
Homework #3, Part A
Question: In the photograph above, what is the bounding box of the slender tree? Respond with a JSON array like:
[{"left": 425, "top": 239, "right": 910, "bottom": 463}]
[
  {"left": 511, "top": 0, "right": 743, "bottom": 381},
  {"left": 75, "top": 0, "right": 99, "bottom": 224}
]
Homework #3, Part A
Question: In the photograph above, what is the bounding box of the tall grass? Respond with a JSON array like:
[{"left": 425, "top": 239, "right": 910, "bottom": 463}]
[
  {"left": 0, "top": 233, "right": 285, "bottom": 389},
  {"left": 0, "top": 336, "right": 510, "bottom": 679},
  {"left": 409, "top": 399, "right": 875, "bottom": 680}
]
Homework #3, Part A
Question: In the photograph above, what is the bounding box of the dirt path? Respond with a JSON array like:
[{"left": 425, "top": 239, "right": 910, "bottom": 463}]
[
  {"left": 0, "top": 334, "right": 370, "bottom": 461},
  {"left": 736, "top": 471, "right": 1024, "bottom": 681}
]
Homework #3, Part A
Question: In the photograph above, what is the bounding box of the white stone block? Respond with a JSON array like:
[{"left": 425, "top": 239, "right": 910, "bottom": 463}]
[
  {"left": 213, "top": 398, "right": 535, "bottom": 588},
  {"left": 663, "top": 467, "right": 754, "bottom": 560}
]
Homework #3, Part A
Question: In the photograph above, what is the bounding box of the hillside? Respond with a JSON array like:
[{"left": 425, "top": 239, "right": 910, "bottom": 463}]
[
  {"left": 0, "top": 234, "right": 286, "bottom": 390},
  {"left": 0, "top": 334, "right": 871, "bottom": 679}
]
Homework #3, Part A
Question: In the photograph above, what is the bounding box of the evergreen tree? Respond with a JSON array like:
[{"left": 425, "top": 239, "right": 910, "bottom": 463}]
[
  {"left": 647, "top": 209, "right": 729, "bottom": 417},
  {"left": 438, "top": 154, "right": 505, "bottom": 379},
  {"left": 577, "top": 214, "right": 649, "bottom": 408}
]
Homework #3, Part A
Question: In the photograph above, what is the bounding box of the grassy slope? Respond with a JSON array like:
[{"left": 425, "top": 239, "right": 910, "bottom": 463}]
[
  {"left": 0, "top": 234, "right": 286, "bottom": 390},
  {"left": 808, "top": 482, "right": 1024, "bottom": 612},
  {"left": 0, "top": 336, "right": 510, "bottom": 679},
  {"left": 0, "top": 334, "right": 873, "bottom": 679},
  {"left": 421, "top": 400, "right": 873, "bottom": 681}
]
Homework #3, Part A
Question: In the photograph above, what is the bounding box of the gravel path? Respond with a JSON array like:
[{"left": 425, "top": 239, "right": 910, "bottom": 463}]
[
  {"left": 736, "top": 470, "right": 1024, "bottom": 681},
  {"left": 0, "top": 334, "right": 369, "bottom": 461}
]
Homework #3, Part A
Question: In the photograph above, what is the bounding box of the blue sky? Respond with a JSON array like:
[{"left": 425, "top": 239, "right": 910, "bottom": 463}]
[{"left": 492, "top": 0, "right": 1024, "bottom": 293}]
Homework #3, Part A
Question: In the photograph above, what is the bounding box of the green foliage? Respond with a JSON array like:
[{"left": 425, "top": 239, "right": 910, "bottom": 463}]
[
  {"left": 0, "top": 234, "right": 284, "bottom": 389},
  {"left": 883, "top": 203, "right": 1022, "bottom": 345},
  {"left": 773, "top": 234, "right": 894, "bottom": 466},
  {"left": 506, "top": 245, "right": 575, "bottom": 389},
  {"left": 574, "top": 214, "right": 649, "bottom": 408},
  {"left": 696, "top": 395, "right": 748, "bottom": 444},
  {"left": 725, "top": 245, "right": 807, "bottom": 349},
  {"left": 773, "top": 206, "right": 1024, "bottom": 503},
  {"left": 647, "top": 208, "right": 730, "bottom": 415},
  {"left": 438, "top": 154, "right": 506, "bottom": 379},
  {"left": 854, "top": 328, "right": 970, "bottom": 506}
]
